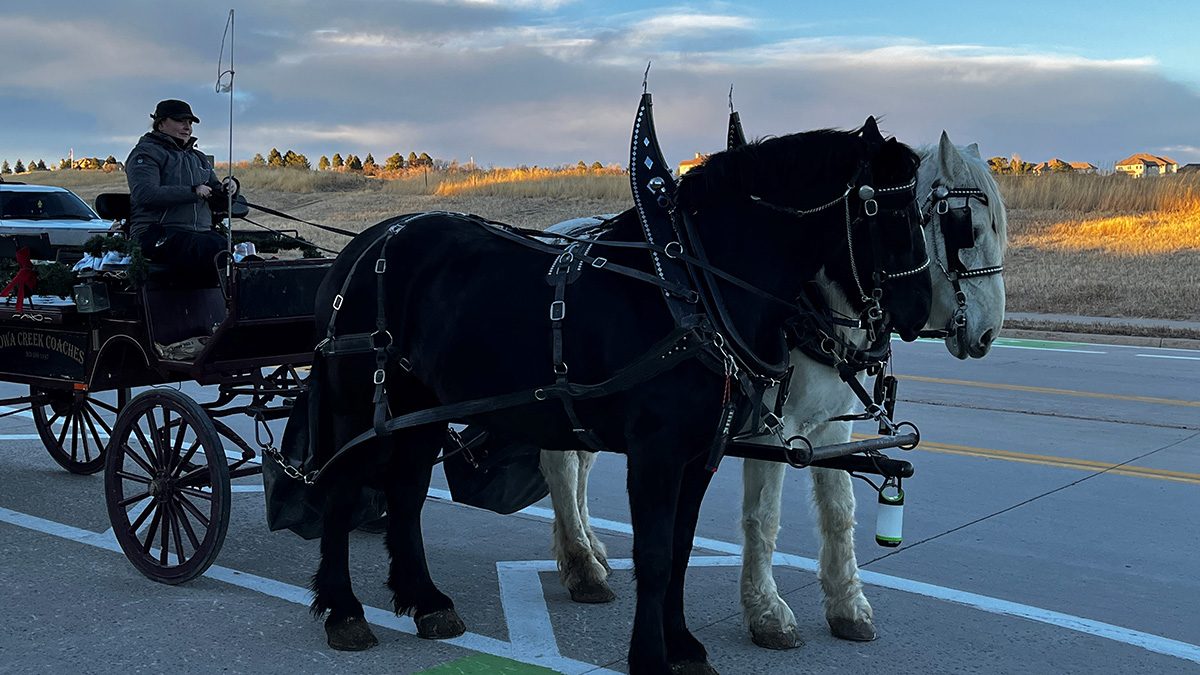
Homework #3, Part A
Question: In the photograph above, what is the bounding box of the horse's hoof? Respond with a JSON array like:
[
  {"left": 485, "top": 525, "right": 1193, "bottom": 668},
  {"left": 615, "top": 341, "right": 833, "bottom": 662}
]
[
  {"left": 670, "top": 661, "right": 720, "bottom": 675},
  {"left": 749, "top": 625, "right": 803, "bottom": 650},
  {"left": 415, "top": 608, "right": 467, "bottom": 639},
  {"left": 569, "top": 579, "right": 616, "bottom": 604},
  {"left": 325, "top": 615, "right": 379, "bottom": 651},
  {"left": 828, "top": 617, "right": 877, "bottom": 642}
]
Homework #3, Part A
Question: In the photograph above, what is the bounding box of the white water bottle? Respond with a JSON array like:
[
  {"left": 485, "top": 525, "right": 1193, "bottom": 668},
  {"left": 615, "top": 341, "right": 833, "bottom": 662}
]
[{"left": 875, "top": 483, "right": 904, "bottom": 547}]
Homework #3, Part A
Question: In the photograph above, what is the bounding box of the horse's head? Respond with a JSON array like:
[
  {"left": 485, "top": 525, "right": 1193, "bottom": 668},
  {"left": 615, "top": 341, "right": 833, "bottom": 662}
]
[
  {"left": 918, "top": 132, "right": 1008, "bottom": 358},
  {"left": 674, "top": 116, "right": 930, "bottom": 341},
  {"left": 846, "top": 117, "right": 931, "bottom": 342}
]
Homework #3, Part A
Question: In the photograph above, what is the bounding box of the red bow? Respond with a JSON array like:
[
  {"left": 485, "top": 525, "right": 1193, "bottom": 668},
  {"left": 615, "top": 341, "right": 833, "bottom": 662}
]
[{"left": 1, "top": 246, "right": 38, "bottom": 312}]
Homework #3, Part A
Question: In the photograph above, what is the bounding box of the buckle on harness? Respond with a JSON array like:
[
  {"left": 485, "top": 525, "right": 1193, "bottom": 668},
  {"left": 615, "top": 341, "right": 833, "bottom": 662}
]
[
  {"left": 550, "top": 300, "right": 566, "bottom": 321},
  {"left": 762, "top": 411, "right": 783, "bottom": 435},
  {"left": 375, "top": 258, "right": 387, "bottom": 274},
  {"left": 332, "top": 295, "right": 344, "bottom": 310},
  {"left": 864, "top": 199, "right": 879, "bottom": 217},
  {"left": 373, "top": 368, "right": 386, "bottom": 385},
  {"left": 664, "top": 241, "right": 683, "bottom": 259},
  {"left": 370, "top": 329, "right": 393, "bottom": 350},
  {"left": 591, "top": 257, "right": 608, "bottom": 269}
]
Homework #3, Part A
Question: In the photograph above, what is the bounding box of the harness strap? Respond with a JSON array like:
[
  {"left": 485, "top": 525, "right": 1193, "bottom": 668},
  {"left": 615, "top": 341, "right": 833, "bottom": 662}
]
[{"left": 311, "top": 323, "right": 715, "bottom": 482}]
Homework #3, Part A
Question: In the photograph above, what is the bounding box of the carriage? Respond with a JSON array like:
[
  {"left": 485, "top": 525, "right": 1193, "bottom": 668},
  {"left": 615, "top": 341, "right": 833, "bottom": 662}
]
[
  {"left": 0, "top": 196, "right": 332, "bottom": 583},
  {"left": 0, "top": 80, "right": 1012, "bottom": 672}
]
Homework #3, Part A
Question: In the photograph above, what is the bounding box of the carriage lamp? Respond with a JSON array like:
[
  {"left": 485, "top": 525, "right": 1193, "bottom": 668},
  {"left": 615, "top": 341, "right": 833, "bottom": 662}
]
[
  {"left": 875, "top": 477, "right": 904, "bottom": 547},
  {"left": 73, "top": 282, "right": 110, "bottom": 313}
]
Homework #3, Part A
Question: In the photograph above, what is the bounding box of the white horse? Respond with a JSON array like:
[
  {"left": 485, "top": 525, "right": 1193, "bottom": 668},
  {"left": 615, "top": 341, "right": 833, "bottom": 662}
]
[{"left": 539, "top": 133, "right": 1009, "bottom": 648}]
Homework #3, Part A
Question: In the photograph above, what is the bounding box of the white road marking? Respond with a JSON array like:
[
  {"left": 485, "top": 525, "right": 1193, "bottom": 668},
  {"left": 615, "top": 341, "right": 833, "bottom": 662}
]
[
  {"left": 992, "top": 344, "right": 1106, "bottom": 354},
  {"left": 0, "top": 504, "right": 617, "bottom": 675},
  {"left": 1136, "top": 354, "right": 1200, "bottom": 361}
]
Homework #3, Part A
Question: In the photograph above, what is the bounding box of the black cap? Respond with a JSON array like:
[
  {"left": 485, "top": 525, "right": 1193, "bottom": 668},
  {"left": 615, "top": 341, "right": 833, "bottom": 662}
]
[{"left": 151, "top": 99, "right": 200, "bottom": 123}]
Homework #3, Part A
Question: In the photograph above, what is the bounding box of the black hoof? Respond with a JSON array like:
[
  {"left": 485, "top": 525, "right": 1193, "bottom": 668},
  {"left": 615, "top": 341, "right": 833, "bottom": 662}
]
[
  {"left": 828, "top": 617, "right": 877, "bottom": 642},
  {"left": 749, "top": 626, "right": 803, "bottom": 650},
  {"left": 670, "top": 661, "right": 720, "bottom": 675},
  {"left": 325, "top": 615, "right": 379, "bottom": 651},
  {"left": 415, "top": 608, "right": 467, "bottom": 640},
  {"left": 569, "top": 579, "right": 616, "bottom": 604}
]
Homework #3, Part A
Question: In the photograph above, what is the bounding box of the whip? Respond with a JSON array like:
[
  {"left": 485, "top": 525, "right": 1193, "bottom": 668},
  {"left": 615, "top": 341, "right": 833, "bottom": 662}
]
[{"left": 216, "top": 9, "right": 236, "bottom": 272}]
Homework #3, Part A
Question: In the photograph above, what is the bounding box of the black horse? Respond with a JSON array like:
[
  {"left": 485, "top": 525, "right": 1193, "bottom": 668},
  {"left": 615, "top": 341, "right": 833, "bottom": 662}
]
[{"left": 302, "top": 117, "right": 929, "bottom": 674}]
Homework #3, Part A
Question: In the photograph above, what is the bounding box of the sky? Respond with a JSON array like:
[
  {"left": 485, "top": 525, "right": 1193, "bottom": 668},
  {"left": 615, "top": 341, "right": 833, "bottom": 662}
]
[{"left": 2, "top": 0, "right": 1198, "bottom": 170}]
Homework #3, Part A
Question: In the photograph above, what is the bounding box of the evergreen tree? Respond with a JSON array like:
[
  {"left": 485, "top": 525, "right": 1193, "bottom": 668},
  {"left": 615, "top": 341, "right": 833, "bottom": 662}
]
[
  {"left": 1, "top": 160, "right": 10, "bottom": 174},
  {"left": 384, "top": 153, "right": 404, "bottom": 171},
  {"left": 318, "top": 155, "right": 330, "bottom": 171},
  {"left": 14, "top": 160, "right": 24, "bottom": 173},
  {"left": 58, "top": 158, "right": 70, "bottom": 170},
  {"left": 347, "top": 154, "right": 363, "bottom": 171},
  {"left": 332, "top": 153, "right": 344, "bottom": 169},
  {"left": 293, "top": 153, "right": 311, "bottom": 170},
  {"left": 576, "top": 160, "right": 587, "bottom": 170},
  {"left": 590, "top": 161, "right": 604, "bottom": 171},
  {"left": 283, "top": 150, "right": 299, "bottom": 167},
  {"left": 407, "top": 151, "right": 418, "bottom": 166},
  {"left": 104, "top": 155, "right": 117, "bottom": 165},
  {"left": 251, "top": 153, "right": 267, "bottom": 167},
  {"left": 35, "top": 159, "right": 48, "bottom": 171},
  {"left": 364, "top": 153, "right": 375, "bottom": 166},
  {"left": 267, "top": 147, "right": 284, "bottom": 167},
  {"left": 417, "top": 152, "right": 433, "bottom": 167}
]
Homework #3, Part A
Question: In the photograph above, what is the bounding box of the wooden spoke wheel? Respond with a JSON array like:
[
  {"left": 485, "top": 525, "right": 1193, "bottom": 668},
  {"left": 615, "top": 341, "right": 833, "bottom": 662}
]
[
  {"left": 104, "top": 389, "right": 231, "bottom": 584},
  {"left": 31, "top": 386, "right": 130, "bottom": 475}
]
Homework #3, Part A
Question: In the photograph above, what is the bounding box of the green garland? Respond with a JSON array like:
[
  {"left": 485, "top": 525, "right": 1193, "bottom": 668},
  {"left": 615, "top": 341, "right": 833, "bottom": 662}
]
[{"left": 3, "top": 229, "right": 321, "bottom": 301}]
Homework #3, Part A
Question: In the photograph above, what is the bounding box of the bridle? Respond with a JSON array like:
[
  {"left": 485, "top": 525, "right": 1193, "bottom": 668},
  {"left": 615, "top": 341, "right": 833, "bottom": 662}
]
[
  {"left": 918, "top": 183, "right": 1005, "bottom": 341},
  {"left": 749, "top": 165, "right": 926, "bottom": 339}
]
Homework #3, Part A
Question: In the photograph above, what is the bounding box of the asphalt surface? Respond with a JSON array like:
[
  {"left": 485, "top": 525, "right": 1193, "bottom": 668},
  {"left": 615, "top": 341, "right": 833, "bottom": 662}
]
[{"left": 1, "top": 334, "right": 1198, "bottom": 674}]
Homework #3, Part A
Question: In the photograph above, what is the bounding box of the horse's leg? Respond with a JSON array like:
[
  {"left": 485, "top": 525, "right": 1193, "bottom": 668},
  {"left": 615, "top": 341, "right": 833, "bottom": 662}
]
[
  {"left": 313, "top": 469, "right": 378, "bottom": 650},
  {"left": 809, "top": 422, "right": 876, "bottom": 641},
  {"left": 625, "top": 445, "right": 684, "bottom": 675},
  {"left": 575, "top": 450, "right": 612, "bottom": 574},
  {"left": 386, "top": 425, "right": 467, "bottom": 640},
  {"left": 664, "top": 454, "right": 718, "bottom": 674},
  {"left": 739, "top": 458, "right": 801, "bottom": 650},
  {"left": 541, "top": 449, "right": 614, "bottom": 603}
]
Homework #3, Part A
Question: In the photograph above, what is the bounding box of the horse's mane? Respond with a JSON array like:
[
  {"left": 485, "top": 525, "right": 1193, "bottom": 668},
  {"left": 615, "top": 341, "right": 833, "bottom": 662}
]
[{"left": 676, "top": 128, "right": 870, "bottom": 211}]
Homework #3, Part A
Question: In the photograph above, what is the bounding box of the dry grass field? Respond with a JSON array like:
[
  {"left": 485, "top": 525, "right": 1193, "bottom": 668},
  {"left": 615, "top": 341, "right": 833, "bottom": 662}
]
[{"left": 11, "top": 168, "right": 1200, "bottom": 323}]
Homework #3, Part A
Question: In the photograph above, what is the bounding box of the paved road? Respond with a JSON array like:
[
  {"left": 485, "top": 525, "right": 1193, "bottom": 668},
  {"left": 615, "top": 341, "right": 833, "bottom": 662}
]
[{"left": 1, "top": 335, "right": 1197, "bottom": 674}]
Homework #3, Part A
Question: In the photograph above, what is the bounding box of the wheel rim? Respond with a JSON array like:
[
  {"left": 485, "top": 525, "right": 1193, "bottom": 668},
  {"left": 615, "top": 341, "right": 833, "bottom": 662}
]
[
  {"left": 32, "top": 387, "right": 129, "bottom": 475},
  {"left": 106, "top": 390, "right": 229, "bottom": 584}
]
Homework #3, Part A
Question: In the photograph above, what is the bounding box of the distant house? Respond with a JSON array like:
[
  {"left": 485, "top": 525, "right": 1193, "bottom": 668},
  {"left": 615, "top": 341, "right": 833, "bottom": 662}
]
[
  {"left": 1115, "top": 153, "right": 1179, "bottom": 177},
  {"left": 1179, "top": 163, "right": 1200, "bottom": 174},
  {"left": 1032, "top": 158, "right": 1088, "bottom": 174},
  {"left": 677, "top": 153, "right": 707, "bottom": 176}
]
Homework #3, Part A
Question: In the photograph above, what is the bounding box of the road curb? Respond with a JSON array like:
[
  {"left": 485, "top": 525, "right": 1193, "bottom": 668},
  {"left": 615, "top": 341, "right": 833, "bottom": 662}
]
[{"left": 1001, "top": 328, "right": 1200, "bottom": 351}]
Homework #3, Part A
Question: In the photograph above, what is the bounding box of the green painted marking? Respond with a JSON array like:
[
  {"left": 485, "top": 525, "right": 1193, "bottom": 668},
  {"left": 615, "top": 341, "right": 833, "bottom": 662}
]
[
  {"left": 414, "top": 654, "right": 562, "bottom": 675},
  {"left": 992, "top": 337, "right": 1102, "bottom": 349}
]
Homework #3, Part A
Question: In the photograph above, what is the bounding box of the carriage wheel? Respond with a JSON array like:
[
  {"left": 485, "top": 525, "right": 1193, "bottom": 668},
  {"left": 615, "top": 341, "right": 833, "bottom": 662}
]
[
  {"left": 104, "top": 389, "right": 231, "bottom": 585},
  {"left": 31, "top": 386, "right": 130, "bottom": 475}
]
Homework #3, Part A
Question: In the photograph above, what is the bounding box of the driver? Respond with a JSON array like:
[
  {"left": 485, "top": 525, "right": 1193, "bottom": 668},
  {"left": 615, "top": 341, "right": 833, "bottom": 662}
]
[{"left": 126, "top": 99, "right": 237, "bottom": 285}]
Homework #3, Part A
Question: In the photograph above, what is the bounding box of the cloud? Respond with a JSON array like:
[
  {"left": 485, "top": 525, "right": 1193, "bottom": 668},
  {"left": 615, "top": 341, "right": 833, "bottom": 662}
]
[{"left": 0, "top": 4, "right": 1197, "bottom": 169}]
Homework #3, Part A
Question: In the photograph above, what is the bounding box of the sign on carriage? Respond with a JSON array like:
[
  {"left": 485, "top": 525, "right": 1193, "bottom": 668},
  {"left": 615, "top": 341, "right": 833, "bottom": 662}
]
[{"left": 0, "top": 327, "right": 88, "bottom": 380}]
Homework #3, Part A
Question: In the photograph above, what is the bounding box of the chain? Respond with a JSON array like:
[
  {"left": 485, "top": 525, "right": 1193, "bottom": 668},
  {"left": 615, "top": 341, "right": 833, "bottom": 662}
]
[{"left": 263, "top": 444, "right": 317, "bottom": 485}]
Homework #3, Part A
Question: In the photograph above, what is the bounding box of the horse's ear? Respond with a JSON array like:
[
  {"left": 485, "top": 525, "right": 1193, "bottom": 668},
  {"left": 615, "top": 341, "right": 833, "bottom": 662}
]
[
  {"left": 860, "top": 116, "right": 883, "bottom": 147},
  {"left": 938, "top": 130, "right": 968, "bottom": 176},
  {"left": 965, "top": 143, "right": 981, "bottom": 159}
]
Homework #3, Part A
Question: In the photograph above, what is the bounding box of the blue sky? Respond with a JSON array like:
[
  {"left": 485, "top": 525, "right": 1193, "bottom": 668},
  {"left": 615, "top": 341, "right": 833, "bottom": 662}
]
[{"left": 1, "top": 1, "right": 1197, "bottom": 170}]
